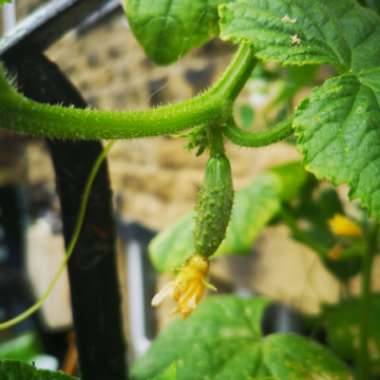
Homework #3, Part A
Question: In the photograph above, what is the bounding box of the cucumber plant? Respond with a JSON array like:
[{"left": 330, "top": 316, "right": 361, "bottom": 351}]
[{"left": 0, "top": 0, "right": 380, "bottom": 379}]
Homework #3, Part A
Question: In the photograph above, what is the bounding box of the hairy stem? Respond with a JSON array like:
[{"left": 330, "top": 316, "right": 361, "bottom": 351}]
[
  {"left": 208, "top": 127, "right": 225, "bottom": 157},
  {"left": 359, "top": 222, "right": 378, "bottom": 380},
  {"left": 224, "top": 117, "right": 294, "bottom": 147},
  {"left": 0, "top": 43, "right": 256, "bottom": 140},
  {"left": 211, "top": 42, "right": 257, "bottom": 101}
]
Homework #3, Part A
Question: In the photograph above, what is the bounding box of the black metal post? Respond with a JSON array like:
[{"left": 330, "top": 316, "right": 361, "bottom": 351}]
[
  {"left": 3, "top": 54, "right": 128, "bottom": 380},
  {"left": 0, "top": 0, "right": 121, "bottom": 58}
]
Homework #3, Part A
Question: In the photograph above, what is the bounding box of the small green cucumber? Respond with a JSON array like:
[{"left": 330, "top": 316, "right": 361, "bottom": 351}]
[{"left": 194, "top": 154, "right": 234, "bottom": 257}]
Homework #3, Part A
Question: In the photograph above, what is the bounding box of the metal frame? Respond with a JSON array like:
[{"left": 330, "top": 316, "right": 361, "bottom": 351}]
[
  {"left": 0, "top": 2, "right": 132, "bottom": 379},
  {"left": 0, "top": 0, "right": 121, "bottom": 59}
]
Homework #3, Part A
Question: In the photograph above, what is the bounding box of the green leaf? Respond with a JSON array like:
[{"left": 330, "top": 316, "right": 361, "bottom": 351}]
[
  {"left": 219, "top": 0, "right": 380, "bottom": 219},
  {"left": 133, "top": 296, "right": 351, "bottom": 380},
  {"left": 0, "top": 360, "right": 78, "bottom": 380},
  {"left": 150, "top": 212, "right": 194, "bottom": 272},
  {"left": 0, "top": 334, "right": 41, "bottom": 362},
  {"left": 324, "top": 242, "right": 365, "bottom": 282},
  {"left": 295, "top": 72, "right": 380, "bottom": 219},
  {"left": 148, "top": 364, "right": 176, "bottom": 380},
  {"left": 149, "top": 161, "right": 307, "bottom": 272},
  {"left": 132, "top": 296, "right": 270, "bottom": 380},
  {"left": 123, "top": 0, "right": 231, "bottom": 65},
  {"left": 367, "top": 0, "right": 380, "bottom": 15},
  {"left": 216, "top": 173, "right": 281, "bottom": 253},
  {"left": 238, "top": 104, "right": 255, "bottom": 129},
  {"left": 320, "top": 295, "right": 380, "bottom": 364},
  {"left": 268, "top": 161, "right": 308, "bottom": 201},
  {"left": 259, "top": 334, "right": 352, "bottom": 380},
  {"left": 219, "top": 0, "right": 380, "bottom": 71}
]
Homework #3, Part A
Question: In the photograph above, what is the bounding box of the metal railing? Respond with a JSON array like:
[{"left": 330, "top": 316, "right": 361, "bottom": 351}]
[{"left": 0, "top": 2, "right": 129, "bottom": 379}]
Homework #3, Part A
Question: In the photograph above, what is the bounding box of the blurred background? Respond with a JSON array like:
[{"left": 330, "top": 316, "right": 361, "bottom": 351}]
[{"left": 1, "top": 0, "right": 378, "bottom": 377}]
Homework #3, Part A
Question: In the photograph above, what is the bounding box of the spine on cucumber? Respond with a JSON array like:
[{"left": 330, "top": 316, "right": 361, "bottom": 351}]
[{"left": 194, "top": 153, "right": 234, "bottom": 257}]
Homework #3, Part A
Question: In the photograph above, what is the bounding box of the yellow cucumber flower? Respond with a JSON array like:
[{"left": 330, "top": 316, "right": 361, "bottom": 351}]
[
  {"left": 328, "top": 214, "right": 363, "bottom": 238},
  {"left": 151, "top": 255, "right": 215, "bottom": 319}
]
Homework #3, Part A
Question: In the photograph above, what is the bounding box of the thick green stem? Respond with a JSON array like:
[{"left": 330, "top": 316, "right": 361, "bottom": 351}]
[
  {"left": 358, "top": 222, "right": 378, "bottom": 380},
  {"left": 211, "top": 42, "right": 257, "bottom": 102},
  {"left": 0, "top": 43, "right": 256, "bottom": 140},
  {"left": 0, "top": 91, "right": 222, "bottom": 139},
  {"left": 224, "top": 117, "right": 294, "bottom": 147},
  {"left": 208, "top": 127, "right": 225, "bottom": 157}
]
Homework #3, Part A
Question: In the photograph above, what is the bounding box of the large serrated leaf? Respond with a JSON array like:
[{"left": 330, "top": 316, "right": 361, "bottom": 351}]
[
  {"left": 123, "top": 0, "right": 231, "bottom": 65},
  {"left": 219, "top": 0, "right": 380, "bottom": 219},
  {"left": 0, "top": 360, "right": 78, "bottom": 380},
  {"left": 149, "top": 162, "right": 307, "bottom": 273},
  {"left": 294, "top": 72, "right": 380, "bottom": 219},
  {"left": 131, "top": 296, "right": 270, "bottom": 380},
  {"left": 219, "top": 0, "right": 380, "bottom": 71},
  {"left": 132, "top": 296, "right": 351, "bottom": 380}
]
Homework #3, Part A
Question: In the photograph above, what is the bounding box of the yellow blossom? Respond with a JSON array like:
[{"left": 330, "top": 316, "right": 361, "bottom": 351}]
[
  {"left": 328, "top": 214, "right": 363, "bottom": 238},
  {"left": 151, "top": 255, "right": 215, "bottom": 319}
]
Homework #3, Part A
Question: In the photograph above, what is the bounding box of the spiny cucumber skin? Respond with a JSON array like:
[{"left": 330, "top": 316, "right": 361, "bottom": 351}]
[{"left": 194, "top": 154, "right": 234, "bottom": 257}]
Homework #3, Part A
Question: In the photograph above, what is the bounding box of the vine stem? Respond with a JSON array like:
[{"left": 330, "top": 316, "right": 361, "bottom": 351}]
[
  {"left": 208, "top": 126, "right": 225, "bottom": 157},
  {"left": 0, "top": 140, "right": 115, "bottom": 330},
  {"left": 224, "top": 117, "right": 294, "bottom": 147},
  {"left": 358, "top": 221, "right": 378, "bottom": 380},
  {"left": 210, "top": 42, "right": 258, "bottom": 102},
  {"left": 0, "top": 43, "right": 256, "bottom": 140}
]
